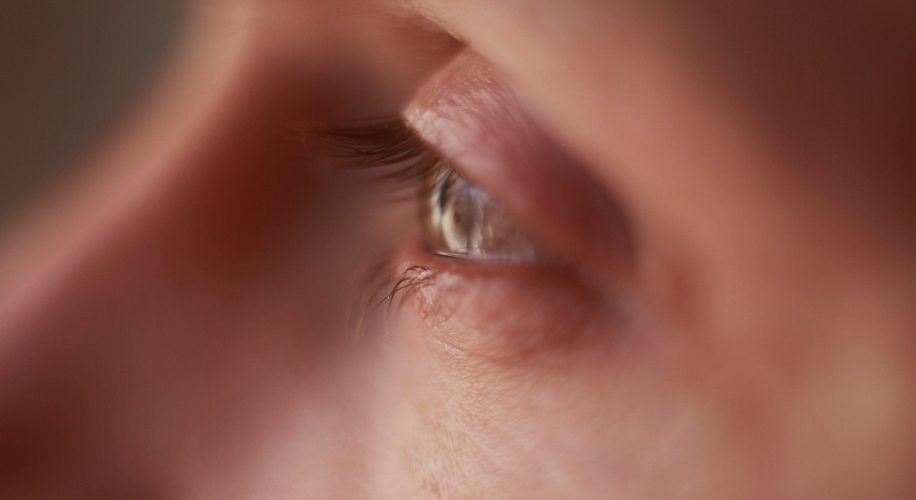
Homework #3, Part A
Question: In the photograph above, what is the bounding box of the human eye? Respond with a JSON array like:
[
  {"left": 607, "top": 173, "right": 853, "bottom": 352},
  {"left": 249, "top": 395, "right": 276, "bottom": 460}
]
[
  {"left": 315, "top": 49, "right": 635, "bottom": 364},
  {"left": 384, "top": 52, "right": 636, "bottom": 362}
]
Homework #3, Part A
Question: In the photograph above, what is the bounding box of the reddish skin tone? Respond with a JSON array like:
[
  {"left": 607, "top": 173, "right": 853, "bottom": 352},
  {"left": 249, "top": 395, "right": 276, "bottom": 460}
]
[{"left": 1, "top": 0, "right": 915, "bottom": 499}]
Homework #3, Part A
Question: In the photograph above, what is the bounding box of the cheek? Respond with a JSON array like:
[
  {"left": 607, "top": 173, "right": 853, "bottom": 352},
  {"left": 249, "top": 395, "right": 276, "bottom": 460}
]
[
  {"left": 367, "top": 263, "right": 737, "bottom": 498},
  {"left": 367, "top": 246, "right": 916, "bottom": 499}
]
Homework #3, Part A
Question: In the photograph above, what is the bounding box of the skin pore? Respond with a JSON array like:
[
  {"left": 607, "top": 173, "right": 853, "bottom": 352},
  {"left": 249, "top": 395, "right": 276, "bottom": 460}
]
[{"left": 0, "top": 0, "right": 915, "bottom": 499}]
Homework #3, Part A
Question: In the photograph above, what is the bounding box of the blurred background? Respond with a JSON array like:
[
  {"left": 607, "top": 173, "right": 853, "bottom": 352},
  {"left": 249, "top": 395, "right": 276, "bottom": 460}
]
[{"left": 0, "top": 0, "right": 183, "bottom": 231}]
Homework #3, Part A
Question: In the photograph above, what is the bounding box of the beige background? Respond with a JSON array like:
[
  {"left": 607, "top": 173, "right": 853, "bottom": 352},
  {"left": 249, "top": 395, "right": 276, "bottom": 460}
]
[{"left": 0, "top": 0, "right": 183, "bottom": 230}]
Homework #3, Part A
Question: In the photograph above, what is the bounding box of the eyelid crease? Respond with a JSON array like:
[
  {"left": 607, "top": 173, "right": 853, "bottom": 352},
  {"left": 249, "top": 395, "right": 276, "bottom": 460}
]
[{"left": 311, "top": 118, "right": 442, "bottom": 185}]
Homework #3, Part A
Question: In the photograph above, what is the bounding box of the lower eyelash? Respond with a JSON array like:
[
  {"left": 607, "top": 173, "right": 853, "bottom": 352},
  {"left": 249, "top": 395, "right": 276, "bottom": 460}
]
[
  {"left": 382, "top": 265, "right": 434, "bottom": 315},
  {"left": 349, "top": 258, "right": 434, "bottom": 338}
]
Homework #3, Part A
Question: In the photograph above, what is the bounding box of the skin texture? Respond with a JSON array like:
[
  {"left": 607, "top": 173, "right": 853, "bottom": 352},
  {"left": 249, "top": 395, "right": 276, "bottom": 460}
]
[{"left": 1, "top": 0, "right": 915, "bottom": 499}]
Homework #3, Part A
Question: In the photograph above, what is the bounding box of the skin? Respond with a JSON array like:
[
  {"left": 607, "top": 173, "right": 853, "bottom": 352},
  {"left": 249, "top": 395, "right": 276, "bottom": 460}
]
[{"left": 1, "top": 0, "right": 915, "bottom": 499}]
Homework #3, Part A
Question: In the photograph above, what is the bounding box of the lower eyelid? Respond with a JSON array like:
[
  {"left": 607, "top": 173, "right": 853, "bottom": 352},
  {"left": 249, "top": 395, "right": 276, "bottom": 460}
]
[{"left": 393, "top": 242, "right": 622, "bottom": 365}]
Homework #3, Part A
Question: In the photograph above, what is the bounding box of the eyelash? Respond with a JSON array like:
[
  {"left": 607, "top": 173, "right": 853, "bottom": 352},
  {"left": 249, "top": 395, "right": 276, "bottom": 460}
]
[
  {"left": 313, "top": 118, "right": 441, "bottom": 323},
  {"left": 313, "top": 118, "right": 442, "bottom": 188}
]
